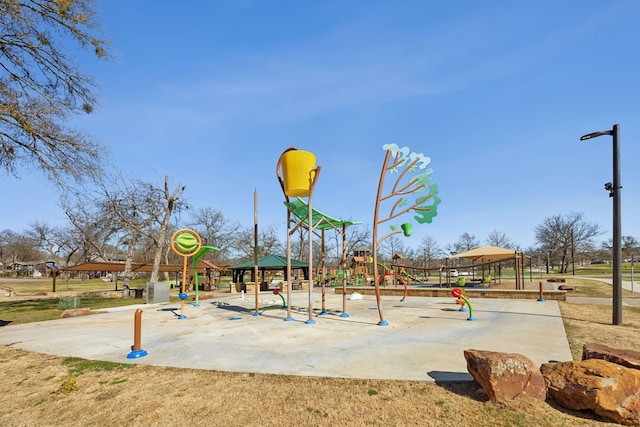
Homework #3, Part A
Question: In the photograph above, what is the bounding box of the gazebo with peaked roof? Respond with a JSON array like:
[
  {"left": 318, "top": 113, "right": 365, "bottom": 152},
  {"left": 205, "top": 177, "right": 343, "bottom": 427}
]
[{"left": 228, "top": 254, "right": 308, "bottom": 284}]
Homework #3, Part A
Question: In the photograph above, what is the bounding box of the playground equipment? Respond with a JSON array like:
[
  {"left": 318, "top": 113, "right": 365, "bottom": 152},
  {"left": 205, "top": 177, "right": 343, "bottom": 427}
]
[
  {"left": 371, "top": 144, "right": 441, "bottom": 326},
  {"left": 277, "top": 148, "right": 320, "bottom": 324},
  {"left": 285, "top": 198, "right": 362, "bottom": 317},
  {"left": 252, "top": 190, "right": 261, "bottom": 317},
  {"left": 282, "top": 199, "right": 362, "bottom": 319},
  {"left": 280, "top": 149, "right": 317, "bottom": 197},
  {"left": 452, "top": 287, "right": 476, "bottom": 321},
  {"left": 273, "top": 288, "right": 286, "bottom": 308},
  {"left": 378, "top": 272, "right": 408, "bottom": 302},
  {"left": 453, "top": 288, "right": 468, "bottom": 312},
  {"left": 127, "top": 309, "right": 147, "bottom": 359},
  {"left": 537, "top": 281, "right": 546, "bottom": 302},
  {"left": 170, "top": 229, "right": 203, "bottom": 320},
  {"left": 191, "top": 245, "right": 220, "bottom": 307}
]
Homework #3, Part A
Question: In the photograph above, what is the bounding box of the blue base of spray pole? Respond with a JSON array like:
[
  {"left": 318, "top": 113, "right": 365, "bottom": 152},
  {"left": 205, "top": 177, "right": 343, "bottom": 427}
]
[{"left": 127, "top": 349, "right": 147, "bottom": 359}]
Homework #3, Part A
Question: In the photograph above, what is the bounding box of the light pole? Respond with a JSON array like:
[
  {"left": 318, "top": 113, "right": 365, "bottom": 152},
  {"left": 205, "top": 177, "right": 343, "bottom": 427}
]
[{"left": 580, "top": 124, "right": 622, "bottom": 325}]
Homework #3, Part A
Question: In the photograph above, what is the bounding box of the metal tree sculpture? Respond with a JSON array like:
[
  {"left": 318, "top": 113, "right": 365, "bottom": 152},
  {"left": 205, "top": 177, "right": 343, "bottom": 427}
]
[{"left": 372, "top": 143, "right": 441, "bottom": 325}]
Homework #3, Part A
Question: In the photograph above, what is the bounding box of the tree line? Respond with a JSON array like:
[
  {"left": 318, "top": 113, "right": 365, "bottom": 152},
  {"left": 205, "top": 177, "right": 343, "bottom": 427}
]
[
  {"left": 1, "top": 2, "right": 637, "bottom": 284},
  {"left": 3, "top": 207, "right": 638, "bottom": 281}
]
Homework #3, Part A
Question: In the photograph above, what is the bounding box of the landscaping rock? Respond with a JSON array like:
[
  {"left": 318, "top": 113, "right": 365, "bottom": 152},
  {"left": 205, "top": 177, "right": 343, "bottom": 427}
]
[
  {"left": 583, "top": 342, "right": 640, "bottom": 370},
  {"left": 464, "top": 349, "right": 546, "bottom": 402},
  {"left": 541, "top": 359, "right": 640, "bottom": 426},
  {"left": 60, "top": 308, "right": 92, "bottom": 318}
]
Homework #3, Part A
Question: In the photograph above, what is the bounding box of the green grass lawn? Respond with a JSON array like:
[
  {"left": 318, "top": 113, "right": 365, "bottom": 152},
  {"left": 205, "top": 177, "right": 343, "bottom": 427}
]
[
  {"left": 2, "top": 276, "right": 233, "bottom": 295},
  {"left": 0, "top": 295, "right": 185, "bottom": 326},
  {"left": 4, "top": 277, "right": 153, "bottom": 295},
  {"left": 0, "top": 276, "right": 234, "bottom": 326},
  {"left": 1, "top": 297, "right": 132, "bottom": 325},
  {"left": 0, "top": 273, "right": 636, "bottom": 327}
]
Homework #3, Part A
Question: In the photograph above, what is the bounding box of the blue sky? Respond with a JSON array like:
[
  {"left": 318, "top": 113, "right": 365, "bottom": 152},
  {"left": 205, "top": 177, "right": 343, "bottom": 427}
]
[{"left": 4, "top": 0, "right": 640, "bottom": 252}]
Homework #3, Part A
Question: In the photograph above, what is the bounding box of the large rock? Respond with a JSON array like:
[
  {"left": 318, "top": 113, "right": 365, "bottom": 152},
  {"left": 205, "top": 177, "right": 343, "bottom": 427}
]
[
  {"left": 60, "top": 308, "right": 92, "bottom": 318},
  {"left": 541, "top": 359, "right": 640, "bottom": 426},
  {"left": 583, "top": 342, "right": 640, "bottom": 370},
  {"left": 464, "top": 349, "right": 546, "bottom": 402}
]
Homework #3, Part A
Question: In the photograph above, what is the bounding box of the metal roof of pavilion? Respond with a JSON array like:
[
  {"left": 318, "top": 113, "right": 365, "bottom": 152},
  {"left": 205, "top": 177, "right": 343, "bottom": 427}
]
[
  {"left": 228, "top": 254, "right": 307, "bottom": 270},
  {"left": 61, "top": 260, "right": 220, "bottom": 273}
]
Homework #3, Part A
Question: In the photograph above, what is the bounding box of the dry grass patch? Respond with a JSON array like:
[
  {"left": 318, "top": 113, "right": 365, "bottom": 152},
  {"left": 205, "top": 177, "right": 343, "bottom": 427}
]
[
  {"left": 0, "top": 343, "right": 618, "bottom": 426},
  {"left": 559, "top": 302, "right": 640, "bottom": 360},
  {"left": 2, "top": 277, "right": 636, "bottom": 426}
]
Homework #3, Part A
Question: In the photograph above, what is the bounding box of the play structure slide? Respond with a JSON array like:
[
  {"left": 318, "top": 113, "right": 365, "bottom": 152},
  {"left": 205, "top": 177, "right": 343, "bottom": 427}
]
[
  {"left": 400, "top": 269, "right": 422, "bottom": 283},
  {"left": 378, "top": 263, "right": 424, "bottom": 283}
]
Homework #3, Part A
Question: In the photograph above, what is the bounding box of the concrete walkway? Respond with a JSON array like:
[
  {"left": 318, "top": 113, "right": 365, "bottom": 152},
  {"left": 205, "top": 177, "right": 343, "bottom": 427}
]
[
  {"left": 565, "top": 277, "right": 640, "bottom": 306},
  {"left": 0, "top": 293, "right": 572, "bottom": 382},
  {"left": 579, "top": 276, "right": 640, "bottom": 293}
]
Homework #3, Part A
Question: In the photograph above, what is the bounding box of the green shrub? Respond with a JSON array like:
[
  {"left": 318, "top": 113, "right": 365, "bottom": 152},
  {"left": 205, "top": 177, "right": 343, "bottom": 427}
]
[{"left": 58, "top": 297, "right": 81, "bottom": 310}]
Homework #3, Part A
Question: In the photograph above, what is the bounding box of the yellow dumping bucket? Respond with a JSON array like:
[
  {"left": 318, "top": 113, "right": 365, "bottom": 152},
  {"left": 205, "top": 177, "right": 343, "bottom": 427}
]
[{"left": 280, "top": 149, "right": 316, "bottom": 197}]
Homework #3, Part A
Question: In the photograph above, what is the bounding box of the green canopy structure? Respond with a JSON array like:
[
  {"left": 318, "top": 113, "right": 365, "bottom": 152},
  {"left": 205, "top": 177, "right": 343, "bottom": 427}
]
[
  {"left": 229, "top": 254, "right": 308, "bottom": 284},
  {"left": 283, "top": 198, "right": 363, "bottom": 319},
  {"left": 284, "top": 198, "right": 362, "bottom": 230},
  {"left": 191, "top": 245, "right": 219, "bottom": 307}
]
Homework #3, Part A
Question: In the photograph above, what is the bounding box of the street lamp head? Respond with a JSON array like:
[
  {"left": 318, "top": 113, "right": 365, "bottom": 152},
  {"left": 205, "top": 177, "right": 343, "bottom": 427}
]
[{"left": 580, "top": 130, "right": 614, "bottom": 141}]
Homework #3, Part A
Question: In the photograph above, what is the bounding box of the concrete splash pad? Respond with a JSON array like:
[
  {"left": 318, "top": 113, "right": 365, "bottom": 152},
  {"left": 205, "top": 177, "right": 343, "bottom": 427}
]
[{"left": 0, "top": 293, "right": 572, "bottom": 382}]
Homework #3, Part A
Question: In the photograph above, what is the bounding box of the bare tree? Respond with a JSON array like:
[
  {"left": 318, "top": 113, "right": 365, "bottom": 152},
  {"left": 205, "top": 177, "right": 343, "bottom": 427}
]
[
  {"left": 380, "top": 235, "right": 405, "bottom": 262},
  {"left": 601, "top": 235, "right": 639, "bottom": 264},
  {"left": 454, "top": 232, "right": 479, "bottom": 253},
  {"left": 147, "top": 176, "right": 185, "bottom": 283},
  {"left": 486, "top": 230, "right": 515, "bottom": 249},
  {"left": 26, "top": 221, "right": 60, "bottom": 261},
  {"left": 326, "top": 224, "right": 371, "bottom": 270},
  {"left": 99, "top": 174, "right": 185, "bottom": 293},
  {"left": 418, "top": 235, "right": 442, "bottom": 268},
  {"left": 0, "top": 0, "right": 110, "bottom": 186},
  {"left": 0, "top": 228, "right": 44, "bottom": 274},
  {"left": 62, "top": 194, "right": 123, "bottom": 263},
  {"left": 535, "top": 212, "right": 603, "bottom": 274},
  {"left": 27, "top": 221, "right": 96, "bottom": 275},
  {"left": 230, "top": 225, "right": 283, "bottom": 261},
  {"left": 188, "top": 206, "right": 240, "bottom": 263}
]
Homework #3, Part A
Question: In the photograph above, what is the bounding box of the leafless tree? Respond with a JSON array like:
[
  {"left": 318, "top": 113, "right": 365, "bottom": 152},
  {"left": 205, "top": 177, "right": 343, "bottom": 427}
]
[
  {"left": 230, "top": 225, "right": 283, "bottom": 261},
  {"left": 61, "top": 194, "right": 124, "bottom": 263},
  {"left": 0, "top": 0, "right": 111, "bottom": 186},
  {"left": 380, "top": 235, "right": 405, "bottom": 262},
  {"left": 147, "top": 177, "right": 185, "bottom": 283},
  {"left": 0, "top": 228, "right": 44, "bottom": 275},
  {"left": 486, "top": 230, "right": 515, "bottom": 249},
  {"left": 187, "top": 206, "right": 241, "bottom": 263},
  {"left": 535, "top": 212, "right": 603, "bottom": 274},
  {"left": 418, "top": 235, "right": 442, "bottom": 268},
  {"left": 99, "top": 174, "right": 185, "bottom": 292},
  {"left": 454, "top": 232, "right": 479, "bottom": 253}
]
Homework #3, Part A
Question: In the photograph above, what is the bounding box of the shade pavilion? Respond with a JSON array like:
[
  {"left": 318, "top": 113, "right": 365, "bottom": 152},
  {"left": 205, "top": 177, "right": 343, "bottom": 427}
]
[{"left": 450, "top": 245, "right": 529, "bottom": 289}]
